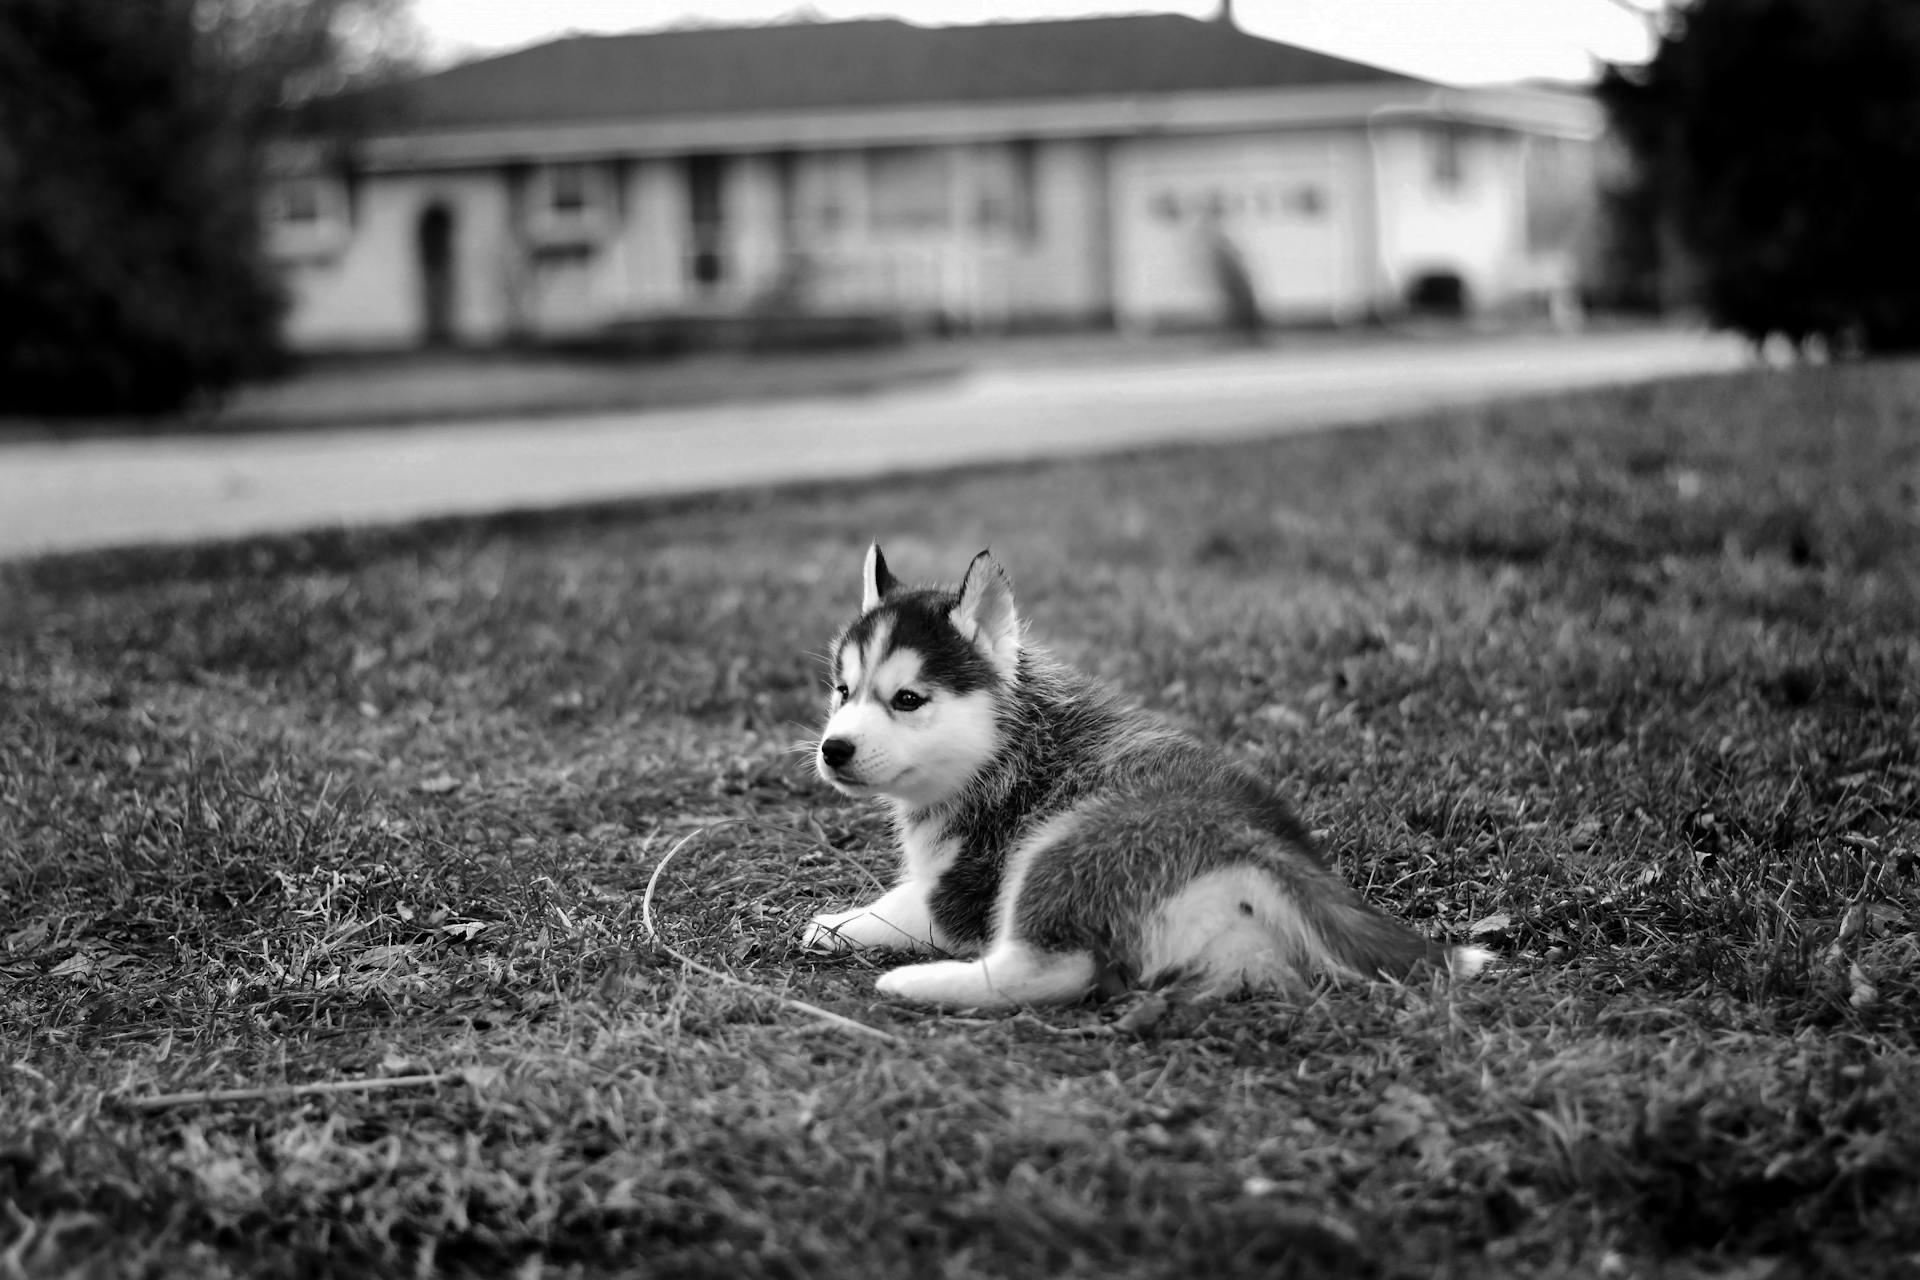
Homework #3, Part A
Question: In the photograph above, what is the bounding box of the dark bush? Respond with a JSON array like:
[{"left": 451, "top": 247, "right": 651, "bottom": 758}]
[
  {"left": 1599, "top": 0, "right": 1920, "bottom": 354},
  {"left": 1406, "top": 271, "right": 1469, "bottom": 318},
  {"left": 1585, "top": 180, "right": 1667, "bottom": 316},
  {"left": 0, "top": 0, "right": 289, "bottom": 418}
]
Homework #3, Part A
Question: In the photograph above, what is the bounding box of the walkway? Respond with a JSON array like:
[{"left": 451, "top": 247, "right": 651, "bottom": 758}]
[{"left": 0, "top": 329, "right": 1746, "bottom": 560}]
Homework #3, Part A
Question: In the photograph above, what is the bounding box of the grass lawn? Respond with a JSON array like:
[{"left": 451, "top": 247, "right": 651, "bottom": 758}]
[{"left": 3, "top": 363, "right": 1918, "bottom": 1278}]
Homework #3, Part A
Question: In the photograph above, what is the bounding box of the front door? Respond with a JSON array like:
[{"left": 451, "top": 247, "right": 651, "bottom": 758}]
[
  {"left": 686, "top": 154, "right": 727, "bottom": 293},
  {"left": 417, "top": 203, "right": 456, "bottom": 345}
]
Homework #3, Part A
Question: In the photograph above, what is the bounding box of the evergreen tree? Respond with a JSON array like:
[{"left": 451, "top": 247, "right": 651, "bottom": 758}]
[
  {"left": 1599, "top": 0, "right": 1920, "bottom": 353},
  {"left": 0, "top": 0, "right": 414, "bottom": 417}
]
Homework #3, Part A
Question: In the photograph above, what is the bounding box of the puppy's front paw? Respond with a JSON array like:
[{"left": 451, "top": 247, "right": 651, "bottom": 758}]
[
  {"left": 800, "top": 891, "right": 941, "bottom": 955},
  {"left": 800, "top": 909, "right": 865, "bottom": 954}
]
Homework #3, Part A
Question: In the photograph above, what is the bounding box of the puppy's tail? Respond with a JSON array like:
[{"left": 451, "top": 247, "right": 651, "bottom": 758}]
[
  {"left": 1233, "top": 782, "right": 1491, "bottom": 983},
  {"left": 1313, "top": 896, "right": 1493, "bottom": 982},
  {"left": 1447, "top": 943, "right": 1495, "bottom": 979}
]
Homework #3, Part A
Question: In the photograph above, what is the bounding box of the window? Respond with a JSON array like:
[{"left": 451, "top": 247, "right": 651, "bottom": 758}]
[
  {"left": 547, "top": 163, "right": 592, "bottom": 216},
  {"left": 264, "top": 177, "right": 348, "bottom": 258},
  {"left": 973, "top": 140, "right": 1039, "bottom": 243},
  {"left": 531, "top": 242, "right": 595, "bottom": 266},
  {"left": 1009, "top": 138, "right": 1039, "bottom": 242},
  {"left": 274, "top": 180, "right": 325, "bottom": 225},
  {"left": 1287, "top": 184, "right": 1327, "bottom": 219},
  {"left": 530, "top": 163, "right": 612, "bottom": 248},
  {"left": 794, "top": 151, "right": 855, "bottom": 236},
  {"left": 867, "top": 147, "right": 951, "bottom": 232}
]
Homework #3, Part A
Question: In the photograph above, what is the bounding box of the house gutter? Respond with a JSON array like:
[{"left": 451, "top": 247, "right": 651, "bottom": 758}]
[{"left": 276, "top": 82, "right": 1598, "bottom": 175}]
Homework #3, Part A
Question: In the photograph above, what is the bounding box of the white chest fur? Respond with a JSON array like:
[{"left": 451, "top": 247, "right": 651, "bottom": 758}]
[{"left": 895, "top": 813, "right": 959, "bottom": 884}]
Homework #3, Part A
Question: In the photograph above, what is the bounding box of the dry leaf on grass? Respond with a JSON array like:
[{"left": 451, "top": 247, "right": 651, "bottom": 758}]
[{"left": 1469, "top": 913, "right": 1513, "bottom": 939}]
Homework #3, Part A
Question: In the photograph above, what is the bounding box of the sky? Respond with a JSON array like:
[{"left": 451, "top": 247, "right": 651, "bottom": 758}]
[{"left": 409, "top": 0, "right": 1663, "bottom": 87}]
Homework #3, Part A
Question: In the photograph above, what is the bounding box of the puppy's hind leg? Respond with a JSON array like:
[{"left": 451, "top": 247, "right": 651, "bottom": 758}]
[{"left": 876, "top": 940, "right": 1098, "bottom": 1009}]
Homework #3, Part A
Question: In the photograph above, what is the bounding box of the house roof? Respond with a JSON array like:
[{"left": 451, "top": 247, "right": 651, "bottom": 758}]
[{"left": 375, "top": 15, "right": 1428, "bottom": 132}]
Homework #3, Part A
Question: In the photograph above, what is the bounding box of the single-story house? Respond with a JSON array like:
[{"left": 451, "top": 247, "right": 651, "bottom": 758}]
[{"left": 266, "top": 11, "right": 1602, "bottom": 351}]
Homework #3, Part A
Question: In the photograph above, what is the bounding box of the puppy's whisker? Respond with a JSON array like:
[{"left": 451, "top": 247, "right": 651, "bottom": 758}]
[{"left": 779, "top": 723, "right": 823, "bottom": 754}]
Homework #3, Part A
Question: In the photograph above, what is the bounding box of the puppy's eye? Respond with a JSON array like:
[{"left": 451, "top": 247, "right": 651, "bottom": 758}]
[
  {"left": 890, "top": 689, "right": 927, "bottom": 712},
  {"left": 832, "top": 684, "right": 850, "bottom": 701}
]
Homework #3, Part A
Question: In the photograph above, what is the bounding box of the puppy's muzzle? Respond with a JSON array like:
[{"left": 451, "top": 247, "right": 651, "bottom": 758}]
[{"left": 819, "top": 737, "right": 857, "bottom": 770}]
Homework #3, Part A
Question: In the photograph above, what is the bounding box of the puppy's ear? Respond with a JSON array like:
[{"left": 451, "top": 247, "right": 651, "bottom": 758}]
[
  {"left": 862, "top": 543, "right": 897, "bottom": 614},
  {"left": 952, "top": 550, "right": 1020, "bottom": 676}
]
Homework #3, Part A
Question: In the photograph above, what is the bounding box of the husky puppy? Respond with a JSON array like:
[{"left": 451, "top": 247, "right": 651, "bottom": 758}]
[{"left": 802, "top": 545, "right": 1491, "bottom": 1008}]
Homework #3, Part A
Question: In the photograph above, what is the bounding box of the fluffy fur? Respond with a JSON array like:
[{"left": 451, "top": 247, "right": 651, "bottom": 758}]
[{"left": 802, "top": 545, "right": 1492, "bottom": 1009}]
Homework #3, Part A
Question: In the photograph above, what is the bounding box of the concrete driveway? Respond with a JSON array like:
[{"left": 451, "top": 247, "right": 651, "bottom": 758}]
[{"left": 0, "top": 329, "right": 1746, "bottom": 560}]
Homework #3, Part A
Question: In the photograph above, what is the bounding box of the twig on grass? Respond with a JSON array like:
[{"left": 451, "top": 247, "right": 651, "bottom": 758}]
[
  {"left": 120, "top": 1072, "right": 458, "bottom": 1112},
  {"left": 643, "top": 819, "right": 900, "bottom": 1046}
]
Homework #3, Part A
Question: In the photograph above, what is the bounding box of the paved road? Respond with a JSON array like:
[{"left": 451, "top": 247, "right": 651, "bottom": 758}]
[{"left": 0, "top": 330, "right": 1745, "bottom": 560}]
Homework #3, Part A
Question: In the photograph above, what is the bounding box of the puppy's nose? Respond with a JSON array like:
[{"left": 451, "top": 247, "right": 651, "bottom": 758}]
[{"left": 819, "top": 737, "right": 856, "bottom": 769}]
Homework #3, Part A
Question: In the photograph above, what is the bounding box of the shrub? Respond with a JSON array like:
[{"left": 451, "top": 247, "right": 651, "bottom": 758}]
[
  {"left": 0, "top": 0, "right": 288, "bottom": 417},
  {"left": 1599, "top": 0, "right": 1920, "bottom": 353}
]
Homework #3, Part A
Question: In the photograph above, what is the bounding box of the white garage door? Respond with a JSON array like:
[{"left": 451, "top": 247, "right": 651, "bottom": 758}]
[{"left": 1116, "top": 135, "right": 1359, "bottom": 327}]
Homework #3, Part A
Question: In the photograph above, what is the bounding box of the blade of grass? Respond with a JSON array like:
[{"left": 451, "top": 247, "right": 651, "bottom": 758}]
[{"left": 642, "top": 818, "right": 900, "bottom": 1046}]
